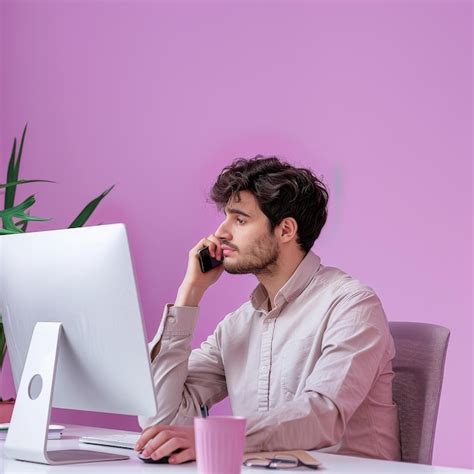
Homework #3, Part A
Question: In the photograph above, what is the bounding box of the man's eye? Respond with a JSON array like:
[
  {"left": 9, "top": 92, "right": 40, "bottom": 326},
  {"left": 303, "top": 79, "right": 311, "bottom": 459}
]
[{"left": 236, "top": 217, "right": 245, "bottom": 225}]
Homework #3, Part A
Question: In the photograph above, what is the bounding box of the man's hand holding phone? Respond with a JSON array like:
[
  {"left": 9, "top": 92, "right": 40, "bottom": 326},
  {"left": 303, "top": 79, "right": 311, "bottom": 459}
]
[{"left": 175, "top": 235, "right": 225, "bottom": 307}]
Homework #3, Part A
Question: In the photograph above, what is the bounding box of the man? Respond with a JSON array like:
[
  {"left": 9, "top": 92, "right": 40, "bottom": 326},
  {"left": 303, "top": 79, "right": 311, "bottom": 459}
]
[{"left": 135, "top": 156, "right": 400, "bottom": 464}]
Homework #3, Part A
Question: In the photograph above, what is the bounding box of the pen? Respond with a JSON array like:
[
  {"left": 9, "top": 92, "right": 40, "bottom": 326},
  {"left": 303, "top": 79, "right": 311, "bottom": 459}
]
[{"left": 199, "top": 403, "right": 209, "bottom": 418}]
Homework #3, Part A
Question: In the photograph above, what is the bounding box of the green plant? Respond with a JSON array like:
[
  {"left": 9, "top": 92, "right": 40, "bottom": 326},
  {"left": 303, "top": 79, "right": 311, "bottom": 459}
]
[{"left": 0, "top": 125, "right": 114, "bottom": 394}]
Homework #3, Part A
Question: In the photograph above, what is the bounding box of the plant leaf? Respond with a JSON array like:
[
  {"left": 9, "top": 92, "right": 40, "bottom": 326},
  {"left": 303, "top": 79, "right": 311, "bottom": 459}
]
[
  {"left": 0, "top": 194, "right": 36, "bottom": 215},
  {"left": 0, "top": 320, "right": 6, "bottom": 370},
  {"left": 16, "top": 217, "right": 29, "bottom": 232},
  {"left": 15, "top": 213, "right": 49, "bottom": 223},
  {"left": 0, "top": 228, "right": 19, "bottom": 235},
  {"left": 4, "top": 138, "right": 17, "bottom": 212},
  {"left": 0, "top": 195, "right": 49, "bottom": 233},
  {"left": 15, "top": 124, "right": 28, "bottom": 179},
  {"left": 0, "top": 179, "right": 54, "bottom": 190},
  {"left": 3, "top": 124, "right": 28, "bottom": 216},
  {"left": 68, "top": 185, "right": 114, "bottom": 228}
]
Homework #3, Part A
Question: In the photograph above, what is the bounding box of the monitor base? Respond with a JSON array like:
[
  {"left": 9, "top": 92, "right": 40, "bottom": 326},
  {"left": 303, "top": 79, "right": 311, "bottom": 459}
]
[{"left": 46, "top": 449, "right": 129, "bottom": 464}]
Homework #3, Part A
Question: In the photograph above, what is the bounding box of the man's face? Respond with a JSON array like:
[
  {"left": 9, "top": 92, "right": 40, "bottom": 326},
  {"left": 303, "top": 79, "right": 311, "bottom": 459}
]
[{"left": 214, "top": 191, "right": 280, "bottom": 275}]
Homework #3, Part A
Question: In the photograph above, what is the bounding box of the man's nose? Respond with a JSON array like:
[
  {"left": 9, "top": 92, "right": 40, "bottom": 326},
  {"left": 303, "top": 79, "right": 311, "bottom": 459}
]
[{"left": 214, "top": 221, "right": 232, "bottom": 241}]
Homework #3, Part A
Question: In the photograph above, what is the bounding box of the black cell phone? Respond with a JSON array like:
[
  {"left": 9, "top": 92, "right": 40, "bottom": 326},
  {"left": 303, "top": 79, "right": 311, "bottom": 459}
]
[{"left": 198, "top": 246, "right": 223, "bottom": 273}]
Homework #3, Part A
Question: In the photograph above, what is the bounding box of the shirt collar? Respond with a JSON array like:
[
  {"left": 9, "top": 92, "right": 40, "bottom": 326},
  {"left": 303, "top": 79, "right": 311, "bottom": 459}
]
[{"left": 250, "top": 251, "right": 321, "bottom": 312}]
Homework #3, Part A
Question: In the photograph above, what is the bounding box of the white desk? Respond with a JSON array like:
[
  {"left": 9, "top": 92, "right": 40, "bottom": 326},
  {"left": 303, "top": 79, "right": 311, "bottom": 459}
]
[{"left": 0, "top": 425, "right": 470, "bottom": 473}]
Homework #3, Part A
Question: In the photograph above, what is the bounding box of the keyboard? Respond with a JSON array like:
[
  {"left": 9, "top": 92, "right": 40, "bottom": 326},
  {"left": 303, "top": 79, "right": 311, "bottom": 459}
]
[{"left": 79, "top": 432, "right": 141, "bottom": 450}]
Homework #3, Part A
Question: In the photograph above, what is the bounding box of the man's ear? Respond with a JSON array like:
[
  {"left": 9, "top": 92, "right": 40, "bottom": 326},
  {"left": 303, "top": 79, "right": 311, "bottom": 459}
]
[{"left": 276, "top": 217, "right": 298, "bottom": 243}]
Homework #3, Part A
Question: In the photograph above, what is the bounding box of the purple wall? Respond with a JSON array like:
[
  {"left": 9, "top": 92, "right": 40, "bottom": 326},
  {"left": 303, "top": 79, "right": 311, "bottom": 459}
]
[{"left": 0, "top": 0, "right": 472, "bottom": 468}]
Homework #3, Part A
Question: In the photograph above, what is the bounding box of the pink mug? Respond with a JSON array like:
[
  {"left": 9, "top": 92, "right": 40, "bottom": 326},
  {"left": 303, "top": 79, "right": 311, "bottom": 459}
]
[{"left": 194, "top": 416, "right": 246, "bottom": 474}]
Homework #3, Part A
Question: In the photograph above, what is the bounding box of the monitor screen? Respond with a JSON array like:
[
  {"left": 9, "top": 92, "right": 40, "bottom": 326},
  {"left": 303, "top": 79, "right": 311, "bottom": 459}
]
[{"left": 0, "top": 224, "right": 157, "bottom": 418}]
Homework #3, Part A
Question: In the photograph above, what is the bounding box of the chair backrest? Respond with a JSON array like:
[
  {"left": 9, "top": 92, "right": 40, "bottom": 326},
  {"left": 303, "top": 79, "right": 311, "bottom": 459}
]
[{"left": 389, "top": 322, "right": 450, "bottom": 465}]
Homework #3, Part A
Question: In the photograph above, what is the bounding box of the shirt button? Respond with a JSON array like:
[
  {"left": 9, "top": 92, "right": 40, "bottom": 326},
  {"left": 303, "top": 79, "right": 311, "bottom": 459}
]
[
  {"left": 168, "top": 316, "right": 176, "bottom": 324},
  {"left": 261, "top": 365, "right": 267, "bottom": 372}
]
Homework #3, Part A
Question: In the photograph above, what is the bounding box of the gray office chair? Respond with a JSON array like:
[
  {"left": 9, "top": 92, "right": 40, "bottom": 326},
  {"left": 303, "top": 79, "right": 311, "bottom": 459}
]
[{"left": 389, "top": 322, "right": 450, "bottom": 465}]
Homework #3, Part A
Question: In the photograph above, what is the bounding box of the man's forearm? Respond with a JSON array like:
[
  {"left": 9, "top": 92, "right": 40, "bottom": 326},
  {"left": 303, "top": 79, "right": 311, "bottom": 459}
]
[
  {"left": 139, "top": 305, "right": 200, "bottom": 428},
  {"left": 244, "top": 392, "right": 344, "bottom": 453},
  {"left": 139, "top": 305, "right": 227, "bottom": 429},
  {"left": 175, "top": 283, "right": 205, "bottom": 307}
]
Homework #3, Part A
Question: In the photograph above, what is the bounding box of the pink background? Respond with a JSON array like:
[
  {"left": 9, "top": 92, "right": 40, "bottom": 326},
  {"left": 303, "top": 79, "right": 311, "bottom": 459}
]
[{"left": 0, "top": 0, "right": 472, "bottom": 469}]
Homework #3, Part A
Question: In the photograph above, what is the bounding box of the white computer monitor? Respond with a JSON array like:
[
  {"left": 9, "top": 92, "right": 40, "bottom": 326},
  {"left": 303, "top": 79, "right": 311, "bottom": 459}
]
[{"left": 0, "top": 224, "right": 157, "bottom": 465}]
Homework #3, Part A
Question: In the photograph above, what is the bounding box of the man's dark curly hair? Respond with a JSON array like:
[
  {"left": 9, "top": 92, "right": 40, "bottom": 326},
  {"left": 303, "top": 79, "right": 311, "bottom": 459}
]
[{"left": 210, "top": 155, "right": 329, "bottom": 253}]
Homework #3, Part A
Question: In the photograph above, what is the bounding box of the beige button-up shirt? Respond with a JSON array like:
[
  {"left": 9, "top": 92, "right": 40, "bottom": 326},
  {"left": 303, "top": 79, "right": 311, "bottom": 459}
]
[{"left": 139, "top": 251, "right": 401, "bottom": 461}]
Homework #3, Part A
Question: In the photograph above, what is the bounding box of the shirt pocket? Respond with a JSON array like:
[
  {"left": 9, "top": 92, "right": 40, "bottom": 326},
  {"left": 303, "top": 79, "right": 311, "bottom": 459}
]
[{"left": 281, "top": 335, "right": 316, "bottom": 397}]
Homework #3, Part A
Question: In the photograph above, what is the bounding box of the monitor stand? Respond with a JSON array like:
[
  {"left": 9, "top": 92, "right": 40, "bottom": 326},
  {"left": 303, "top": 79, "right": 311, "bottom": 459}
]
[{"left": 4, "top": 322, "right": 129, "bottom": 465}]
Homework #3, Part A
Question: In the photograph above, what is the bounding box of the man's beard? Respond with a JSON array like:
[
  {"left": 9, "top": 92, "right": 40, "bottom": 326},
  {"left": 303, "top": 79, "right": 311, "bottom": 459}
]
[{"left": 223, "top": 233, "right": 279, "bottom": 275}]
